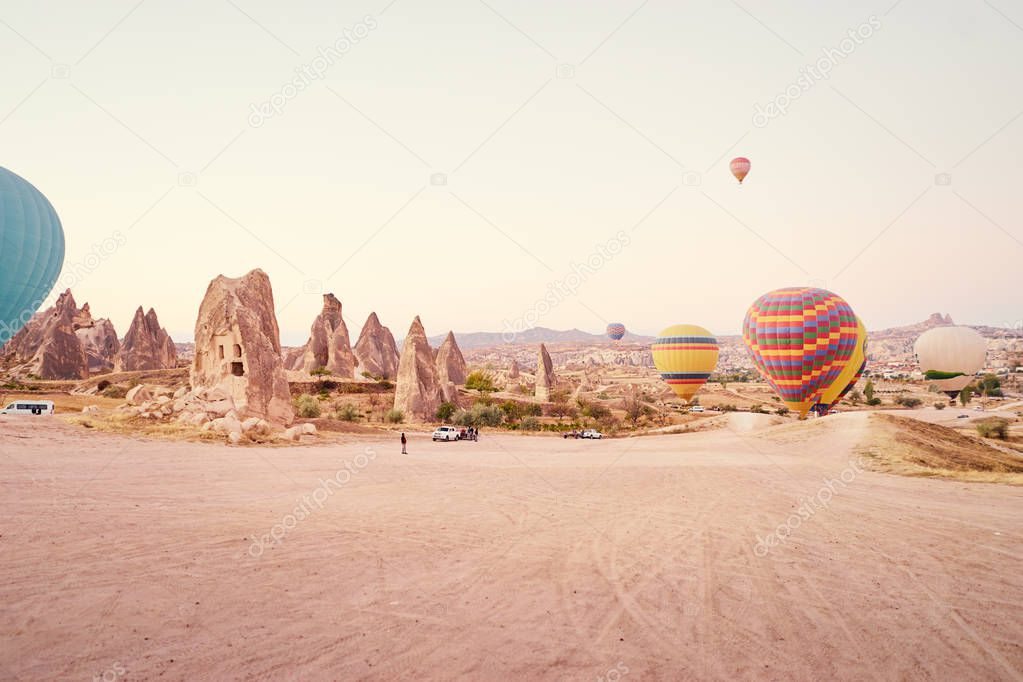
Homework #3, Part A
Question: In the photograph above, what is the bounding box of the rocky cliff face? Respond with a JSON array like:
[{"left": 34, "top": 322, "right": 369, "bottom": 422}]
[
  {"left": 115, "top": 306, "right": 177, "bottom": 372},
  {"left": 73, "top": 303, "right": 120, "bottom": 372},
  {"left": 508, "top": 359, "right": 520, "bottom": 379},
  {"left": 435, "top": 331, "right": 467, "bottom": 385},
  {"left": 354, "top": 312, "right": 399, "bottom": 379},
  {"left": 191, "top": 269, "right": 293, "bottom": 425},
  {"left": 393, "top": 316, "right": 444, "bottom": 419},
  {"left": 1, "top": 290, "right": 89, "bottom": 379},
  {"left": 288, "top": 293, "right": 356, "bottom": 377},
  {"left": 535, "top": 343, "right": 555, "bottom": 401}
]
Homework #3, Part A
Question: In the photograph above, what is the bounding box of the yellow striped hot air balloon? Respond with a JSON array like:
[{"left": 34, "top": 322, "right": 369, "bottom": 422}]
[
  {"left": 814, "top": 316, "right": 867, "bottom": 414},
  {"left": 651, "top": 324, "right": 719, "bottom": 402}
]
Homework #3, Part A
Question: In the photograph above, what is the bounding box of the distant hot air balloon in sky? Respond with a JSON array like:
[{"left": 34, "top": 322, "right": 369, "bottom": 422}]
[
  {"left": 815, "top": 316, "right": 867, "bottom": 414},
  {"left": 0, "top": 167, "right": 65, "bottom": 345},
  {"left": 730, "top": 157, "right": 751, "bottom": 184},
  {"left": 651, "top": 324, "right": 719, "bottom": 402},
  {"left": 743, "top": 287, "right": 859, "bottom": 418},
  {"left": 914, "top": 326, "right": 986, "bottom": 379},
  {"left": 606, "top": 322, "right": 626, "bottom": 341}
]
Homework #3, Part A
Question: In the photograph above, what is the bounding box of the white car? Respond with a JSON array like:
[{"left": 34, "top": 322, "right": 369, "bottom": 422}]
[
  {"left": 689, "top": 405, "right": 705, "bottom": 413},
  {"left": 581, "top": 429, "right": 602, "bottom": 439},
  {"left": 1, "top": 400, "right": 55, "bottom": 415},
  {"left": 432, "top": 426, "right": 459, "bottom": 441}
]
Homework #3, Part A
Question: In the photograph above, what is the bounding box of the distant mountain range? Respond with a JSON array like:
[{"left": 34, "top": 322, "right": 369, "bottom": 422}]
[{"left": 426, "top": 327, "right": 655, "bottom": 350}]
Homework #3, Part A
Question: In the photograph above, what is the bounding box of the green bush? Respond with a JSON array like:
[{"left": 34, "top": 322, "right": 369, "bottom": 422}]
[
  {"left": 334, "top": 403, "right": 360, "bottom": 421},
  {"left": 894, "top": 396, "right": 922, "bottom": 408},
  {"left": 934, "top": 402, "right": 946, "bottom": 410},
  {"left": 436, "top": 401, "right": 456, "bottom": 422},
  {"left": 294, "top": 394, "right": 322, "bottom": 418},
  {"left": 452, "top": 403, "right": 504, "bottom": 427},
  {"left": 976, "top": 418, "right": 1009, "bottom": 440},
  {"left": 384, "top": 409, "right": 404, "bottom": 424},
  {"left": 499, "top": 400, "right": 523, "bottom": 421},
  {"left": 465, "top": 370, "right": 496, "bottom": 395},
  {"left": 520, "top": 416, "right": 541, "bottom": 431},
  {"left": 866, "top": 397, "right": 882, "bottom": 406},
  {"left": 310, "top": 367, "right": 330, "bottom": 376}
]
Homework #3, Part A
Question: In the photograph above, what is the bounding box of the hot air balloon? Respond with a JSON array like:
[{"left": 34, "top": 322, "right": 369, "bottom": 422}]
[
  {"left": 0, "top": 167, "right": 65, "bottom": 345},
  {"left": 914, "top": 327, "right": 986, "bottom": 378},
  {"left": 743, "top": 287, "right": 859, "bottom": 418},
  {"left": 730, "top": 157, "right": 751, "bottom": 184},
  {"left": 606, "top": 322, "right": 626, "bottom": 341},
  {"left": 814, "top": 316, "right": 867, "bottom": 414},
  {"left": 914, "top": 326, "right": 986, "bottom": 399},
  {"left": 651, "top": 324, "right": 719, "bottom": 402}
]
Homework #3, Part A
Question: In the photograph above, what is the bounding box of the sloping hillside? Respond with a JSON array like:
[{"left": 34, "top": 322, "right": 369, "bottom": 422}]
[{"left": 858, "top": 413, "right": 1023, "bottom": 484}]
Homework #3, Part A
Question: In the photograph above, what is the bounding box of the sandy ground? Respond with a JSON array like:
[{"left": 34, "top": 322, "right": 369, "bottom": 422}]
[{"left": 1, "top": 414, "right": 1022, "bottom": 681}]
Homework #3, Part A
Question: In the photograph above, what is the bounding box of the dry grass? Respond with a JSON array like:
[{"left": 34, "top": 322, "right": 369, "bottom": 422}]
[
  {"left": 64, "top": 412, "right": 215, "bottom": 441},
  {"left": 858, "top": 413, "right": 1023, "bottom": 485}
]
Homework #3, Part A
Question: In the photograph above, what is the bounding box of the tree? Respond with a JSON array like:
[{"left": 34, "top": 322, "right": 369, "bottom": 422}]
[
  {"left": 977, "top": 374, "right": 1003, "bottom": 397},
  {"left": 864, "top": 380, "right": 875, "bottom": 402},
  {"left": 959, "top": 386, "right": 973, "bottom": 406},
  {"left": 847, "top": 389, "right": 863, "bottom": 405},
  {"left": 623, "top": 397, "right": 652, "bottom": 426},
  {"left": 464, "top": 370, "right": 496, "bottom": 397}
]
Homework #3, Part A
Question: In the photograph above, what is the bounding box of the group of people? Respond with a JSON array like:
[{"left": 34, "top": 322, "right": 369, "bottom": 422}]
[{"left": 400, "top": 426, "right": 480, "bottom": 454}]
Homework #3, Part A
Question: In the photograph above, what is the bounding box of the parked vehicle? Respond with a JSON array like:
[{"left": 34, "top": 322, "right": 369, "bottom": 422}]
[
  {"left": 432, "top": 426, "right": 459, "bottom": 441},
  {"left": 0, "top": 400, "right": 55, "bottom": 416},
  {"left": 581, "top": 429, "right": 603, "bottom": 439},
  {"left": 563, "top": 430, "right": 581, "bottom": 439},
  {"left": 689, "top": 406, "right": 705, "bottom": 413}
]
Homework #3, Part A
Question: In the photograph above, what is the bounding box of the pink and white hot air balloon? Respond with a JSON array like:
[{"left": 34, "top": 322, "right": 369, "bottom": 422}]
[{"left": 730, "top": 157, "right": 751, "bottom": 184}]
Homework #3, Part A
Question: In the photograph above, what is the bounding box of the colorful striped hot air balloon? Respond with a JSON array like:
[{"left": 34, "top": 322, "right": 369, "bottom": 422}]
[
  {"left": 730, "top": 157, "right": 751, "bottom": 184},
  {"left": 651, "top": 324, "right": 719, "bottom": 402},
  {"left": 742, "top": 287, "right": 859, "bottom": 418},
  {"left": 606, "top": 322, "right": 626, "bottom": 341},
  {"left": 814, "top": 316, "right": 867, "bottom": 414}
]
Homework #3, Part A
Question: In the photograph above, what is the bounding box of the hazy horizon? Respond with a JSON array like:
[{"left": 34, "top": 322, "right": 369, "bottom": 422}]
[{"left": 3, "top": 0, "right": 1021, "bottom": 345}]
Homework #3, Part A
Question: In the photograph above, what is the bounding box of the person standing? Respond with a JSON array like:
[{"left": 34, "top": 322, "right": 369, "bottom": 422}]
[{"left": 400, "top": 432, "right": 407, "bottom": 455}]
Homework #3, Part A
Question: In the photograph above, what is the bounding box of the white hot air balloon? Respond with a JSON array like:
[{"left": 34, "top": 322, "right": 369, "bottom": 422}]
[{"left": 914, "top": 326, "right": 986, "bottom": 378}]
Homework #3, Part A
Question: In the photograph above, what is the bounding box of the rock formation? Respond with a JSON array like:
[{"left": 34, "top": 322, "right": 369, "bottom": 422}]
[
  {"left": 1, "top": 290, "right": 89, "bottom": 379},
  {"left": 535, "top": 343, "right": 555, "bottom": 401},
  {"left": 393, "top": 316, "right": 444, "bottom": 419},
  {"left": 353, "top": 312, "right": 399, "bottom": 379},
  {"left": 435, "top": 331, "right": 467, "bottom": 385},
  {"left": 288, "top": 293, "right": 356, "bottom": 377},
  {"left": 508, "top": 359, "right": 520, "bottom": 379},
  {"left": 115, "top": 306, "right": 177, "bottom": 372},
  {"left": 190, "top": 269, "right": 293, "bottom": 425},
  {"left": 73, "top": 303, "right": 120, "bottom": 372}
]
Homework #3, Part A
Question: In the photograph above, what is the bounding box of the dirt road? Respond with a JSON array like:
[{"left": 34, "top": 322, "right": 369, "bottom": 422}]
[{"left": 1, "top": 414, "right": 1021, "bottom": 680}]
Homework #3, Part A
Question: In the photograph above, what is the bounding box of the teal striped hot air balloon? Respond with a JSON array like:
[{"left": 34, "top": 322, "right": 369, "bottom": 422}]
[{"left": 0, "top": 167, "right": 65, "bottom": 346}]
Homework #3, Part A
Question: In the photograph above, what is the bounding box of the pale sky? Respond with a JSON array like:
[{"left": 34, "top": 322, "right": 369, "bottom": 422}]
[{"left": 2, "top": 0, "right": 1022, "bottom": 345}]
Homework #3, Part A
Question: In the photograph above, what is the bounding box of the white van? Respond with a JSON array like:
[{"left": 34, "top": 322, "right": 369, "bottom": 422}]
[{"left": 1, "top": 400, "right": 55, "bottom": 415}]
